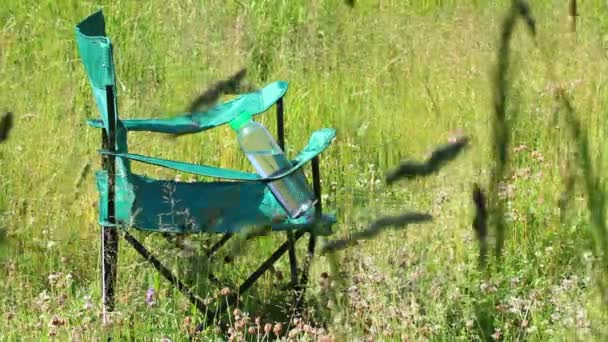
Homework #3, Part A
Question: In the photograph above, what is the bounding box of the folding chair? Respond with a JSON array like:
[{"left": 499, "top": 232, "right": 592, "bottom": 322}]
[{"left": 75, "top": 10, "right": 337, "bottom": 325}]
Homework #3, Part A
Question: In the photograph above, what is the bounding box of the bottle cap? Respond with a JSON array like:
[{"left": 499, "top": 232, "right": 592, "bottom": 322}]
[{"left": 229, "top": 111, "right": 253, "bottom": 131}]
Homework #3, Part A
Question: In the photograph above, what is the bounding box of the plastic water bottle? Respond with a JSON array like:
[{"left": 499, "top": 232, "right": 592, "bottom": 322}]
[{"left": 229, "top": 112, "right": 317, "bottom": 218}]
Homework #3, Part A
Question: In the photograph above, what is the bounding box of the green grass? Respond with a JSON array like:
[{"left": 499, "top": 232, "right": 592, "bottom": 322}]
[{"left": 1, "top": 0, "right": 608, "bottom": 340}]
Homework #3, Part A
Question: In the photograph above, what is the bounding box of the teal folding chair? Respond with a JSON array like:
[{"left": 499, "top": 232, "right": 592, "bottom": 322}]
[{"left": 75, "top": 10, "right": 337, "bottom": 324}]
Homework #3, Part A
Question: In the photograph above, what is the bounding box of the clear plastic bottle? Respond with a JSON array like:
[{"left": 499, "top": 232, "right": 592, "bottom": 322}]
[{"left": 229, "top": 112, "right": 317, "bottom": 218}]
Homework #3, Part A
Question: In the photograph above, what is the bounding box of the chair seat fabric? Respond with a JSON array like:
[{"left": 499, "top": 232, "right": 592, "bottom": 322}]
[{"left": 96, "top": 171, "right": 336, "bottom": 235}]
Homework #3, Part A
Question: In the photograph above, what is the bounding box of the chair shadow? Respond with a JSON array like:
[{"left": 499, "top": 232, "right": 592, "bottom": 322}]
[{"left": 156, "top": 232, "right": 332, "bottom": 339}]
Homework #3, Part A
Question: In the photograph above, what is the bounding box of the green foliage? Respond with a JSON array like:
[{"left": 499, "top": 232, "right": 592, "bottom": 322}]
[{"left": 0, "top": 0, "right": 606, "bottom": 340}]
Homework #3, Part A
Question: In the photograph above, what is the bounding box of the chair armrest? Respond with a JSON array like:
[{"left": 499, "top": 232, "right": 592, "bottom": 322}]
[
  {"left": 86, "top": 81, "right": 288, "bottom": 135},
  {"left": 98, "top": 128, "right": 336, "bottom": 181},
  {"left": 291, "top": 128, "right": 336, "bottom": 164}
]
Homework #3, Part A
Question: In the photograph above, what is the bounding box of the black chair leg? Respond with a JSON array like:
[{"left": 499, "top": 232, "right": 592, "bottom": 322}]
[
  {"left": 293, "top": 232, "right": 316, "bottom": 315},
  {"left": 101, "top": 85, "right": 119, "bottom": 323},
  {"left": 286, "top": 231, "right": 299, "bottom": 288},
  {"left": 193, "top": 230, "right": 304, "bottom": 336},
  {"left": 293, "top": 156, "right": 322, "bottom": 314},
  {"left": 122, "top": 231, "right": 210, "bottom": 315},
  {"left": 101, "top": 225, "right": 119, "bottom": 323}
]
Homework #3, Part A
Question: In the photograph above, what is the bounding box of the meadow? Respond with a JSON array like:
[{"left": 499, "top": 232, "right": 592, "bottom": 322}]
[{"left": 1, "top": 0, "right": 608, "bottom": 340}]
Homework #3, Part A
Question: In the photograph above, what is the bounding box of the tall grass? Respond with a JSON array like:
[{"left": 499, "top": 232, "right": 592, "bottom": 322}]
[{"left": 0, "top": 0, "right": 607, "bottom": 340}]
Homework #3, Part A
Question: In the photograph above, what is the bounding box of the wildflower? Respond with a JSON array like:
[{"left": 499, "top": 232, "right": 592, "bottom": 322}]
[
  {"left": 264, "top": 323, "right": 272, "bottom": 334},
  {"left": 220, "top": 287, "right": 232, "bottom": 296},
  {"left": 50, "top": 315, "right": 66, "bottom": 327},
  {"left": 496, "top": 303, "right": 508, "bottom": 313},
  {"left": 71, "top": 327, "right": 83, "bottom": 341},
  {"left": 576, "top": 309, "right": 589, "bottom": 328},
  {"left": 247, "top": 326, "right": 256, "bottom": 335},
  {"left": 233, "top": 308, "right": 241, "bottom": 319},
  {"left": 35, "top": 290, "right": 51, "bottom": 311},
  {"left": 531, "top": 150, "right": 544, "bottom": 162},
  {"left": 513, "top": 144, "right": 528, "bottom": 153},
  {"left": 320, "top": 272, "right": 330, "bottom": 290},
  {"left": 435, "top": 190, "right": 449, "bottom": 206},
  {"left": 491, "top": 329, "right": 502, "bottom": 340},
  {"left": 48, "top": 272, "right": 61, "bottom": 286},
  {"left": 288, "top": 328, "right": 299, "bottom": 339},
  {"left": 273, "top": 322, "right": 283, "bottom": 336},
  {"left": 5, "top": 261, "right": 16, "bottom": 276},
  {"left": 419, "top": 326, "right": 431, "bottom": 336},
  {"left": 182, "top": 316, "right": 193, "bottom": 334},
  {"left": 480, "top": 282, "right": 497, "bottom": 294},
  {"left": 146, "top": 287, "right": 155, "bottom": 307}
]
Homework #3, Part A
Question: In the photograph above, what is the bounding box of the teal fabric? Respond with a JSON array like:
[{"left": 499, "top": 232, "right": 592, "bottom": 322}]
[
  {"left": 75, "top": 10, "right": 116, "bottom": 135},
  {"left": 76, "top": 10, "right": 337, "bottom": 234},
  {"left": 96, "top": 171, "right": 335, "bottom": 234},
  {"left": 87, "top": 81, "right": 288, "bottom": 135},
  {"left": 98, "top": 128, "right": 336, "bottom": 181}
]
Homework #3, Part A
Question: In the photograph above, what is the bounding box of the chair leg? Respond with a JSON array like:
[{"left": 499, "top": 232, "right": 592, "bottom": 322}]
[
  {"left": 292, "top": 156, "right": 321, "bottom": 312},
  {"left": 122, "top": 230, "right": 209, "bottom": 315},
  {"left": 293, "top": 232, "right": 316, "bottom": 314},
  {"left": 194, "top": 230, "right": 304, "bottom": 334},
  {"left": 101, "top": 85, "right": 119, "bottom": 323},
  {"left": 207, "top": 233, "right": 233, "bottom": 257},
  {"left": 237, "top": 230, "right": 305, "bottom": 296},
  {"left": 101, "top": 225, "right": 119, "bottom": 323},
  {"left": 205, "top": 234, "right": 233, "bottom": 287},
  {"left": 286, "top": 231, "right": 299, "bottom": 287}
]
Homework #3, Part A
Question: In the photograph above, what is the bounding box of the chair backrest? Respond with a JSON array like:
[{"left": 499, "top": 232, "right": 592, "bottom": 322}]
[
  {"left": 76, "top": 10, "right": 134, "bottom": 226},
  {"left": 76, "top": 10, "right": 130, "bottom": 163},
  {"left": 75, "top": 10, "right": 118, "bottom": 135}
]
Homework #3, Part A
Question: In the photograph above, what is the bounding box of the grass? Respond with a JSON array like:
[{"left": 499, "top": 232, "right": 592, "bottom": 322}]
[{"left": 1, "top": 0, "right": 608, "bottom": 340}]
